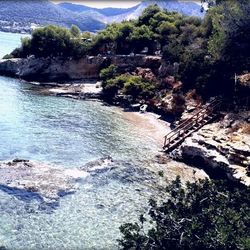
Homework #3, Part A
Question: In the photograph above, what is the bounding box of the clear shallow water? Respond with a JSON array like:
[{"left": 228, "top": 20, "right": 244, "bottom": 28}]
[{"left": 0, "top": 32, "right": 164, "bottom": 249}]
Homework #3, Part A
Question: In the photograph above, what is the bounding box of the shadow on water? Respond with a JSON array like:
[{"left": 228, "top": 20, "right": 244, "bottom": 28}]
[
  {"left": 0, "top": 185, "right": 44, "bottom": 203},
  {"left": 0, "top": 185, "right": 61, "bottom": 213},
  {"left": 87, "top": 159, "right": 156, "bottom": 188}
]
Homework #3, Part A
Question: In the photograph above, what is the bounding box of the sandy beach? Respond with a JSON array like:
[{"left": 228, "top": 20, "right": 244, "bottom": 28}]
[
  {"left": 113, "top": 108, "right": 209, "bottom": 183},
  {"left": 120, "top": 111, "right": 170, "bottom": 147}
]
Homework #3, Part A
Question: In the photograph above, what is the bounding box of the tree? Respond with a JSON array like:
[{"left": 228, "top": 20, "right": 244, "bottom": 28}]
[
  {"left": 70, "top": 25, "right": 81, "bottom": 37},
  {"left": 122, "top": 76, "right": 156, "bottom": 100},
  {"left": 138, "top": 5, "right": 161, "bottom": 26},
  {"left": 119, "top": 177, "right": 250, "bottom": 250},
  {"left": 100, "top": 64, "right": 117, "bottom": 83},
  {"left": 129, "top": 25, "right": 154, "bottom": 53},
  {"left": 10, "top": 25, "right": 87, "bottom": 58},
  {"left": 100, "top": 71, "right": 156, "bottom": 101},
  {"left": 158, "top": 21, "right": 178, "bottom": 37}
]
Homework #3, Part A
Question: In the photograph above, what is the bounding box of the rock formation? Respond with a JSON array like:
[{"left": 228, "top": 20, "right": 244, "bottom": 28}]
[
  {"left": 0, "top": 55, "right": 162, "bottom": 82},
  {"left": 179, "top": 112, "right": 250, "bottom": 186}
]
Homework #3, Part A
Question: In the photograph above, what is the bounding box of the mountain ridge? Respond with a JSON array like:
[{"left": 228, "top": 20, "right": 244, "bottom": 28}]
[
  {"left": 0, "top": 0, "right": 105, "bottom": 33},
  {"left": 59, "top": 0, "right": 203, "bottom": 24}
]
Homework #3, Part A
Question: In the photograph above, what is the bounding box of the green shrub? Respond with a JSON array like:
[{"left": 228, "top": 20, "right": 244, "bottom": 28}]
[
  {"left": 119, "top": 177, "right": 250, "bottom": 250},
  {"left": 101, "top": 73, "right": 156, "bottom": 101},
  {"left": 122, "top": 76, "right": 156, "bottom": 100},
  {"left": 100, "top": 64, "right": 118, "bottom": 83},
  {"left": 10, "top": 25, "right": 88, "bottom": 58}
]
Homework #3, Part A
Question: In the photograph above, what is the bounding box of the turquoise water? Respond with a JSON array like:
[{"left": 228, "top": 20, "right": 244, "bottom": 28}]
[
  {"left": 0, "top": 32, "right": 166, "bottom": 249},
  {"left": 0, "top": 31, "right": 29, "bottom": 58}
]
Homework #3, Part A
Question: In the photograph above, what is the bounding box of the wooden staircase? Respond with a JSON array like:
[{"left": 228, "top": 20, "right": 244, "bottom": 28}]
[{"left": 163, "top": 97, "right": 222, "bottom": 152}]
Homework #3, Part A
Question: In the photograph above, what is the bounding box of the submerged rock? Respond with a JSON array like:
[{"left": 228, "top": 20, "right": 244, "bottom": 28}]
[
  {"left": 80, "top": 156, "right": 114, "bottom": 174},
  {"left": 0, "top": 159, "right": 88, "bottom": 204}
]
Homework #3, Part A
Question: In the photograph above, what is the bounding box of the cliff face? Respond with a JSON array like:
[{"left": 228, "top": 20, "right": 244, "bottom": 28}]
[
  {"left": 0, "top": 55, "right": 161, "bottom": 82},
  {"left": 179, "top": 112, "right": 250, "bottom": 186}
]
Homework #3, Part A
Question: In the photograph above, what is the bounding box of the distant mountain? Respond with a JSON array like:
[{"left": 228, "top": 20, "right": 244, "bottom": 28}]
[
  {"left": 0, "top": 0, "right": 203, "bottom": 34},
  {"left": 137, "top": 1, "right": 203, "bottom": 18},
  {"left": 0, "top": 0, "right": 105, "bottom": 33},
  {"left": 106, "top": 1, "right": 204, "bottom": 23},
  {"left": 58, "top": 2, "right": 139, "bottom": 17},
  {"left": 59, "top": 0, "right": 203, "bottom": 24}
]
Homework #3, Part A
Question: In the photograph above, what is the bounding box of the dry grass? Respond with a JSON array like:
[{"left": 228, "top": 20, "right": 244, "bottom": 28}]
[
  {"left": 240, "top": 123, "right": 250, "bottom": 134},
  {"left": 186, "top": 89, "right": 202, "bottom": 104}
]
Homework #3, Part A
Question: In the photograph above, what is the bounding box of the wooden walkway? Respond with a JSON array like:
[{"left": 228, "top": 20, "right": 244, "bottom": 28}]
[{"left": 163, "top": 97, "right": 222, "bottom": 152}]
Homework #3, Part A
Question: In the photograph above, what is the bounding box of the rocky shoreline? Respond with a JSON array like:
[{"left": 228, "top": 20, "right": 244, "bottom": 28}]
[
  {"left": 0, "top": 159, "right": 84, "bottom": 205},
  {"left": 32, "top": 81, "right": 103, "bottom": 100},
  {"left": 35, "top": 81, "right": 250, "bottom": 186},
  {"left": 0, "top": 55, "right": 249, "bottom": 187},
  {"left": 176, "top": 112, "right": 250, "bottom": 186},
  {"left": 0, "top": 157, "right": 114, "bottom": 206}
]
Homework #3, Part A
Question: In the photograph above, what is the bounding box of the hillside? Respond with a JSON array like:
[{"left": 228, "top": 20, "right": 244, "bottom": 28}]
[
  {"left": 0, "top": 0, "right": 105, "bottom": 33},
  {"left": 58, "top": 2, "right": 139, "bottom": 16},
  {"left": 127, "top": 1, "right": 204, "bottom": 19},
  {"left": 59, "top": 0, "right": 203, "bottom": 24}
]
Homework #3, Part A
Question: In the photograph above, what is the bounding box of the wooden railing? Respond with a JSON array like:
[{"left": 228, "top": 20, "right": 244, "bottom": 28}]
[{"left": 163, "top": 98, "right": 222, "bottom": 152}]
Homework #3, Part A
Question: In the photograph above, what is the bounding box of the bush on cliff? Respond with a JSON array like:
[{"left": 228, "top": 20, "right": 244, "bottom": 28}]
[
  {"left": 122, "top": 76, "right": 156, "bottom": 100},
  {"left": 119, "top": 177, "right": 250, "bottom": 250},
  {"left": 101, "top": 73, "right": 156, "bottom": 101},
  {"left": 100, "top": 64, "right": 118, "bottom": 83}
]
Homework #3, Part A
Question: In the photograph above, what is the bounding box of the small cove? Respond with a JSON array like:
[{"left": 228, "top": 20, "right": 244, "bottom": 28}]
[{"left": 0, "top": 31, "right": 205, "bottom": 249}]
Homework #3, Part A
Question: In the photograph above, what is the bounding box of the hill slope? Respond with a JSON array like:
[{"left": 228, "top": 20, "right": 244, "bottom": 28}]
[
  {"left": 58, "top": 2, "right": 139, "bottom": 16},
  {"left": 0, "top": 0, "right": 105, "bottom": 33},
  {"left": 59, "top": 0, "right": 203, "bottom": 24}
]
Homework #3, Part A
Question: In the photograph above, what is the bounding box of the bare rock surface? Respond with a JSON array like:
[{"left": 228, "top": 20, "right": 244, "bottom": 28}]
[
  {"left": 179, "top": 112, "right": 250, "bottom": 186},
  {"left": 36, "top": 82, "right": 103, "bottom": 100},
  {"left": 0, "top": 55, "right": 162, "bottom": 82}
]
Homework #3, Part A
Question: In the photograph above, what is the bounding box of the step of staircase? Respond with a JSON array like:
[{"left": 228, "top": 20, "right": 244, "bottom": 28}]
[{"left": 163, "top": 98, "right": 222, "bottom": 152}]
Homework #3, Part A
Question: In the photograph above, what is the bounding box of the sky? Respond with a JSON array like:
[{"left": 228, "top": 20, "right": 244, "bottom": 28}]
[{"left": 53, "top": 1, "right": 142, "bottom": 9}]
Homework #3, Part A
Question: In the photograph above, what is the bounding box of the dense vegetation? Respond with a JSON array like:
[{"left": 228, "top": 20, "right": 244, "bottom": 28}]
[
  {"left": 100, "top": 65, "right": 156, "bottom": 101},
  {"left": 5, "top": 25, "right": 90, "bottom": 59},
  {"left": 7, "top": 1, "right": 250, "bottom": 98},
  {"left": 119, "top": 177, "right": 250, "bottom": 250},
  {"left": 96, "top": 1, "right": 250, "bottom": 97}
]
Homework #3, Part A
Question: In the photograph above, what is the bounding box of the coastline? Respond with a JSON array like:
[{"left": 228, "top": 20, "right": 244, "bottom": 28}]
[
  {"left": 30, "top": 80, "right": 250, "bottom": 186},
  {"left": 30, "top": 79, "right": 209, "bottom": 183},
  {"left": 115, "top": 109, "right": 209, "bottom": 182},
  {"left": 32, "top": 81, "right": 170, "bottom": 148}
]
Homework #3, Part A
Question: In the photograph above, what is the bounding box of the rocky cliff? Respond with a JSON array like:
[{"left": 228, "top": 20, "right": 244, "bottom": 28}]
[
  {"left": 179, "top": 112, "right": 250, "bottom": 186},
  {"left": 0, "top": 55, "right": 161, "bottom": 82}
]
